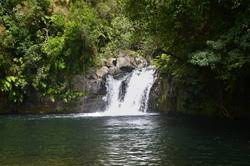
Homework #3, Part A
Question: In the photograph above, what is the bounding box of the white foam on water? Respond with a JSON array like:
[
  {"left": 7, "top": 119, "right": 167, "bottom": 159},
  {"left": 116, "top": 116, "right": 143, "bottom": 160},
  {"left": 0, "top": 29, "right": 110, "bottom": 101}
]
[
  {"left": 102, "top": 66, "right": 157, "bottom": 116},
  {"left": 41, "top": 66, "right": 158, "bottom": 119}
]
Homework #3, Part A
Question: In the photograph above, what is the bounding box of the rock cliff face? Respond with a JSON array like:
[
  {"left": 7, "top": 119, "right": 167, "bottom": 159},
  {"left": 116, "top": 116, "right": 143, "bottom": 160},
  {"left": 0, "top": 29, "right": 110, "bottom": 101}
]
[
  {"left": 148, "top": 74, "right": 177, "bottom": 114},
  {"left": 75, "top": 52, "right": 148, "bottom": 112},
  {"left": 0, "top": 52, "right": 148, "bottom": 114},
  {"left": 149, "top": 74, "right": 250, "bottom": 118}
]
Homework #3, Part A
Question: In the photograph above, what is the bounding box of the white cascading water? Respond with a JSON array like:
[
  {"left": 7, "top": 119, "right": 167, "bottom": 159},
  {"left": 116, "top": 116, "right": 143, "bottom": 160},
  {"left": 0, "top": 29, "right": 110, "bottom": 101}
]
[
  {"left": 42, "top": 66, "right": 157, "bottom": 119},
  {"left": 102, "top": 66, "right": 156, "bottom": 116}
]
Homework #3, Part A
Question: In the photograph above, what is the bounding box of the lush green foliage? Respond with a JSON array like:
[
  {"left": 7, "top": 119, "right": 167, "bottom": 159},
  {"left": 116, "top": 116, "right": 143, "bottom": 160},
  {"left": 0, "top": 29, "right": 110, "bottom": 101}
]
[
  {"left": 0, "top": 0, "right": 134, "bottom": 103},
  {"left": 125, "top": 0, "right": 250, "bottom": 116},
  {"left": 1, "top": 0, "right": 250, "bottom": 116}
]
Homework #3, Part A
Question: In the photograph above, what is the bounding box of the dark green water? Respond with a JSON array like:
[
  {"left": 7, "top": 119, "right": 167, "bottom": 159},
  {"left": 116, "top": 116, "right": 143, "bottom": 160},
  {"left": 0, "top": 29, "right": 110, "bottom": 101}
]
[{"left": 0, "top": 114, "right": 249, "bottom": 166}]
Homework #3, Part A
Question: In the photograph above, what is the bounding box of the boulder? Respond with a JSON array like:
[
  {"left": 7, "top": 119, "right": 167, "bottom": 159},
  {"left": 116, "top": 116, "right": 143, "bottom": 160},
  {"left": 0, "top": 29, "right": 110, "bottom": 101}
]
[
  {"left": 117, "top": 56, "right": 132, "bottom": 68},
  {"left": 96, "top": 66, "right": 109, "bottom": 78},
  {"left": 108, "top": 66, "right": 120, "bottom": 75},
  {"left": 104, "top": 57, "right": 117, "bottom": 67},
  {"left": 70, "top": 74, "right": 107, "bottom": 113},
  {"left": 134, "top": 56, "right": 148, "bottom": 68}
]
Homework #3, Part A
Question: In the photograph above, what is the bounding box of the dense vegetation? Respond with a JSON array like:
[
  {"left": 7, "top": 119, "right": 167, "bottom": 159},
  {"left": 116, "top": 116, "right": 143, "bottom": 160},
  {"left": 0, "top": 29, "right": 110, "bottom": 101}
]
[
  {"left": 0, "top": 0, "right": 133, "bottom": 103},
  {"left": 125, "top": 0, "right": 250, "bottom": 117},
  {"left": 1, "top": 0, "right": 250, "bottom": 117}
]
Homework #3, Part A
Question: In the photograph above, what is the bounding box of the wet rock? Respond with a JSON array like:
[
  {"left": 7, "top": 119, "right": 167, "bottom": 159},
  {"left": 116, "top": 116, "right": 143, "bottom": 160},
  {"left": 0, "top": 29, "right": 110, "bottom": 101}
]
[
  {"left": 118, "top": 75, "right": 131, "bottom": 101},
  {"left": 135, "top": 57, "right": 147, "bottom": 68},
  {"left": 108, "top": 66, "right": 122, "bottom": 75},
  {"left": 70, "top": 74, "right": 107, "bottom": 113},
  {"left": 148, "top": 74, "right": 177, "bottom": 113},
  {"left": 120, "top": 66, "right": 134, "bottom": 72}
]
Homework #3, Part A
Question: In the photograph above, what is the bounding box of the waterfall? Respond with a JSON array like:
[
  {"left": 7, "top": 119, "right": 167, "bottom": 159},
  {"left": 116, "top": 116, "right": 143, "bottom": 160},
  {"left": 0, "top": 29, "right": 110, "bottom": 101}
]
[
  {"left": 102, "top": 66, "right": 156, "bottom": 116},
  {"left": 41, "top": 66, "right": 157, "bottom": 119}
]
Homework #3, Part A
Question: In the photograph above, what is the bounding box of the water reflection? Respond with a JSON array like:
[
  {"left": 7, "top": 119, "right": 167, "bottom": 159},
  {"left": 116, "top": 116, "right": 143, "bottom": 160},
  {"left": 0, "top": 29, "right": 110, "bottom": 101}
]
[
  {"left": 0, "top": 115, "right": 249, "bottom": 165},
  {"left": 99, "top": 116, "right": 161, "bottom": 165}
]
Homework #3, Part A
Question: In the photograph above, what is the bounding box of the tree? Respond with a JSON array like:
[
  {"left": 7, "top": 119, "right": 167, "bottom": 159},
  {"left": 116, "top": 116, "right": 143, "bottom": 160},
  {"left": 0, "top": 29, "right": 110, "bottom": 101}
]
[{"left": 125, "top": 0, "right": 250, "bottom": 116}]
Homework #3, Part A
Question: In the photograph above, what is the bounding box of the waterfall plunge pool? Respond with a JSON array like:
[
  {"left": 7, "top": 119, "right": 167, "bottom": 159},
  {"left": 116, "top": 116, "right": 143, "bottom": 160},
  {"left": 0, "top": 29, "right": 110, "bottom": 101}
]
[
  {"left": 0, "top": 115, "right": 250, "bottom": 165},
  {"left": 0, "top": 67, "right": 250, "bottom": 165}
]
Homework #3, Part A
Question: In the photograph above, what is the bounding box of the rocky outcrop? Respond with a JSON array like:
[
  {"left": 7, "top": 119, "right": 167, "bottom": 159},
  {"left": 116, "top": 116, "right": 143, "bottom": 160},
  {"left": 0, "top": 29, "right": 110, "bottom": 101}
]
[
  {"left": 99, "top": 52, "right": 147, "bottom": 77},
  {"left": 0, "top": 51, "right": 148, "bottom": 114},
  {"left": 75, "top": 52, "right": 147, "bottom": 112},
  {"left": 148, "top": 74, "right": 177, "bottom": 113}
]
